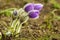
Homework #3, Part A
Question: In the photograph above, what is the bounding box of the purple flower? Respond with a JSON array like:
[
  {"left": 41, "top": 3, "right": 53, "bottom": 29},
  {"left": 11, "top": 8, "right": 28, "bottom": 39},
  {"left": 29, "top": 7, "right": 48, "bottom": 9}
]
[
  {"left": 34, "top": 4, "right": 43, "bottom": 11},
  {"left": 23, "top": 3, "right": 43, "bottom": 19},
  {"left": 24, "top": 3, "right": 34, "bottom": 12},
  {"left": 28, "top": 10, "right": 39, "bottom": 19}
]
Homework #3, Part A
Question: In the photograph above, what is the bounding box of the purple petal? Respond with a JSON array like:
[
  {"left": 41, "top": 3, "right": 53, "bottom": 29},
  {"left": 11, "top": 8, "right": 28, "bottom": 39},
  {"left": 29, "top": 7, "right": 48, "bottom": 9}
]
[
  {"left": 24, "top": 3, "right": 34, "bottom": 12},
  {"left": 34, "top": 4, "right": 43, "bottom": 11},
  {"left": 28, "top": 10, "right": 39, "bottom": 19}
]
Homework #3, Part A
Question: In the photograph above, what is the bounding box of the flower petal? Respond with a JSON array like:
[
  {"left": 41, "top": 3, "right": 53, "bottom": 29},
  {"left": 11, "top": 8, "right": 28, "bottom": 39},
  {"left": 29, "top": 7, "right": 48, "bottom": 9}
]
[
  {"left": 28, "top": 10, "right": 39, "bottom": 19},
  {"left": 24, "top": 3, "right": 34, "bottom": 12},
  {"left": 34, "top": 3, "right": 43, "bottom": 11}
]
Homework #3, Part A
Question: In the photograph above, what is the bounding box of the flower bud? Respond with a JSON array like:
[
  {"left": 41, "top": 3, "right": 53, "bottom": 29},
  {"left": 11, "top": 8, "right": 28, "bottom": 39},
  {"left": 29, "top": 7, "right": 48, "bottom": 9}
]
[
  {"left": 13, "top": 10, "right": 18, "bottom": 16},
  {"left": 24, "top": 3, "right": 34, "bottom": 12}
]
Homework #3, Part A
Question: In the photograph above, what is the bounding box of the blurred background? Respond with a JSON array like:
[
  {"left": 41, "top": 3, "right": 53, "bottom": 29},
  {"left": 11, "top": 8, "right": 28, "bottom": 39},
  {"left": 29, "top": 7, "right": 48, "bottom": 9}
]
[{"left": 0, "top": 0, "right": 60, "bottom": 40}]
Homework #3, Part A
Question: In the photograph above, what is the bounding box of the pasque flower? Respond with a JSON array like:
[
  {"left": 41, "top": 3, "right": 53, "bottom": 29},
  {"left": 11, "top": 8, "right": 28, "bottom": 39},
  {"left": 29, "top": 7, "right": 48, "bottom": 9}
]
[{"left": 24, "top": 3, "right": 43, "bottom": 19}]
